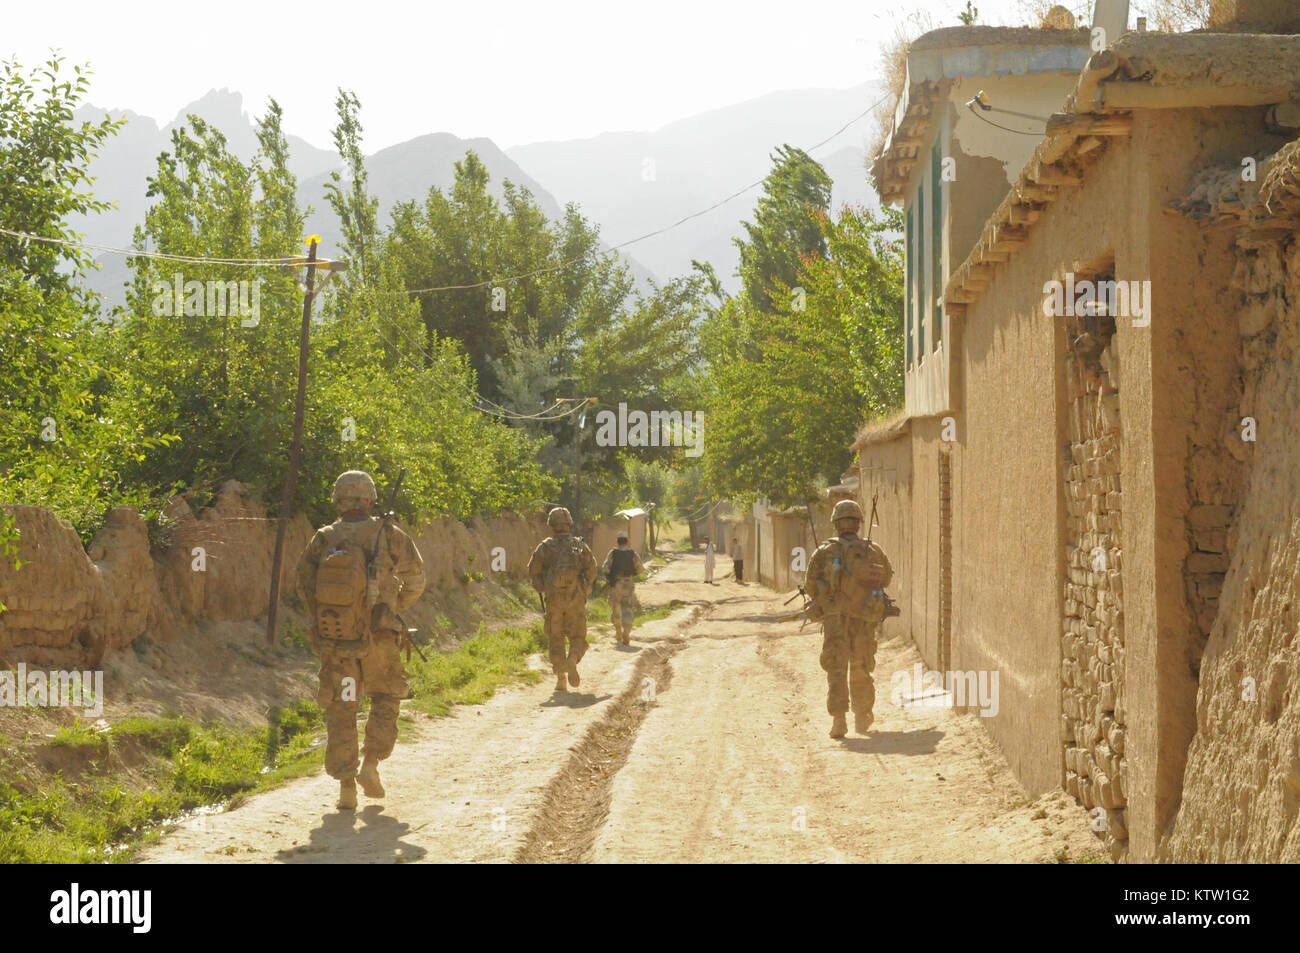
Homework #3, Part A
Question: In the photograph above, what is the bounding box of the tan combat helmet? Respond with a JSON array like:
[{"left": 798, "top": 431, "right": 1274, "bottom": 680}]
[
  {"left": 332, "top": 470, "right": 377, "bottom": 510},
  {"left": 831, "top": 499, "right": 864, "bottom": 532},
  {"left": 547, "top": 506, "right": 573, "bottom": 531}
]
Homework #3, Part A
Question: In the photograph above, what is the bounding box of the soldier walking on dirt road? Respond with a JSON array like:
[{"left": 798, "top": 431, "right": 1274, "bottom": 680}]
[
  {"left": 296, "top": 470, "right": 426, "bottom": 810},
  {"left": 804, "top": 499, "right": 893, "bottom": 739},
  {"left": 528, "top": 507, "right": 597, "bottom": 692},
  {"left": 602, "top": 531, "right": 644, "bottom": 644}
]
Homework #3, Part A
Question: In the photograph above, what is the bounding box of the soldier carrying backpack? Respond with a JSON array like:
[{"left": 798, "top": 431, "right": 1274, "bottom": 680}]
[
  {"left": 805, "top": 499, "right": 894, "bottom": 740},
  {"left": 296, "top": 470, "right": 425, "bottom": 810},
  {"left": 528, "top": 507, "right": 597, "bottom": 693}
]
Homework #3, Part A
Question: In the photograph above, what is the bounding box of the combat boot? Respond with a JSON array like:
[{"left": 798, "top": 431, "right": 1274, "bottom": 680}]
[
  {"left": 358, "top": 757, "right": 385, "bottom": 798},
  {"left": 337, "top": 778, "right": 358, "bottom": 810},
  {"left": 855, "top": 711, "right": 873, "bottom": 734},
  {"left": 555, "top": 670, "right": 567, "bottom": 693},
  {"left": 830, "top": 714, "right": 848, "bottom": 739},
  {"left": 567, "top": 659, "right": 581, "bottom": 688}
]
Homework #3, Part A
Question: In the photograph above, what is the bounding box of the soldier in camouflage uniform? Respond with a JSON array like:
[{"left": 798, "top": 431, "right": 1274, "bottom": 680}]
[
  {"left": 528, "top": 507, "right": 597, "bottom": 692},
  {"left": 601, "top": 531, "right": 644, "bottom": 645},
  {"left": 805, "top": 499, "right": 893, "bottom": 739},
  {"left": 296, "top": 470, "right": 426, "bottom": 810}
]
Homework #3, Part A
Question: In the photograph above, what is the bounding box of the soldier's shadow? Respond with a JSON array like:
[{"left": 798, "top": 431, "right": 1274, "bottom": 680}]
[
  {"left": 838, "top": 729, "right": 944, "bottom": 755},
  {"left": 541, "top": 691, "right": 613, "bottom": 709},
  {"left": 275, "top": 805, "right": 428, "bottom": 864}
]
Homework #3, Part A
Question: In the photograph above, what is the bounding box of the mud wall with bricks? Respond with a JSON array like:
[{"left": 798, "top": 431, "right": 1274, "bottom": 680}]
[{"left": 0, "top": 480, "right": 548, "bottom": 670}]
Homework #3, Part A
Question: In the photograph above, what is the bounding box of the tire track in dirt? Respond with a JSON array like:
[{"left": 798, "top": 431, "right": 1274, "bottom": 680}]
[{"left": 512, "top": 636, "right": 687, "bottom": 863}]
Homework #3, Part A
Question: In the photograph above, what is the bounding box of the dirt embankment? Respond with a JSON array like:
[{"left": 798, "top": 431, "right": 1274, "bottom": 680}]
[{"left": 139, "top": 552, "right": 1102, "bottom": 864}]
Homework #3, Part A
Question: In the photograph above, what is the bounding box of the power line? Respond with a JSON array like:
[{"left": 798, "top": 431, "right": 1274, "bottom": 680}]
[
  {"left": 0, "top": 226, "right": 335, "bottom": 267},
  {"left": 394, "top": 89, "right": 896, "bottom": 296},
  {"left": 1, "top": 89, "right": 893, "bottom": 423},
  {"left": 964, "top": 103, "right": 1043, "bottom": 136},
  {"left": 0, "top": 87, "right": 894, "bottom": 294}
]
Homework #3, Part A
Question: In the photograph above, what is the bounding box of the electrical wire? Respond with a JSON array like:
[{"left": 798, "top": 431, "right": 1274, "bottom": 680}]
[
  {"left": 2, "top": 90, "right": 894, "bottom": 423},
  {"left": 0, "top": 226, "right": 331, "bottom": 267},
  {"left": 965, "top": 103, "right": 1044, "bottom": 136},
  {"left": 0, "top": 88, "right": 894, "bottom": 294},
  {"left": 393, "top": 89, "right": 896, "bottom": 296}
]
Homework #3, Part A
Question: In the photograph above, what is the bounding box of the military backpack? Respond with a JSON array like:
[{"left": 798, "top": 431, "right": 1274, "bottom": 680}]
[
  {"left": 544, "top": 536, "right": 588, "bottom": 594},
  {"left": 314, "top": 528, "right": 373, "bottom": 655}
]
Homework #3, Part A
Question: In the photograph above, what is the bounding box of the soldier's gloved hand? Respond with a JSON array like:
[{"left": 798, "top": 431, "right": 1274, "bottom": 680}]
[{"left": 365, "top": 579, "right": 379, "bottom": 609}]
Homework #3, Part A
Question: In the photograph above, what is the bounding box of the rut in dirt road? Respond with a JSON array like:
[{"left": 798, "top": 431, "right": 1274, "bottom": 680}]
[{"left": 512, "top": 635, "right": 687, "bottom": 863}]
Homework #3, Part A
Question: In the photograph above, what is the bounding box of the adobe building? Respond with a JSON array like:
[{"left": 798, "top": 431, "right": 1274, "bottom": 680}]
[{"left": 860, "top": 2, "right": 1300, "bottom": 862}]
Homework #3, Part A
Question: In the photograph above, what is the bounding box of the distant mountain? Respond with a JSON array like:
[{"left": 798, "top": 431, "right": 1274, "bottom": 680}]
[
  {"left": 70, "top": 90, "right": 339, "bottom": 302},
  {"left": 71, "top": 91, "right": 649, "bottom": 307},
  {"left": 298, "top": 132, "right": 569, "bottom": 259},
  {"left": 69, "top": 83, "right": 885, "bottom": 308},
  {"left": 506, "top": 83, "right": 886, "bottom": 290}
]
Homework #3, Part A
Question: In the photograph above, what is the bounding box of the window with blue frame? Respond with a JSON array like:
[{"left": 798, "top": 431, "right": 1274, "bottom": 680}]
[
  {"left": 905, "top": 203, "right": 914, "bottom": 368},
  {"left": 931, "top": 138, "right": 943, "bottom": 351},
  {"left": 917, "top": 179, "right": 925, "bottom": 357}
]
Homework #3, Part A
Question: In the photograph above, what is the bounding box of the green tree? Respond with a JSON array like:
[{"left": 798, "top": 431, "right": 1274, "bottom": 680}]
[
  {"left": 0, "top": 57, "right": 157, "bottom": 540},
  {"left": 0, "top": 55, "right": 122, "bottom": 294},
  {"left": 624, "top": 458, "right": 676, "bottom": 550},
  {"left": 735, "top": 145, "right": 831, "bottom": 313},
  {"left": 322, "top": 89, "right": 378, "bottom": 294},
  {"left": 701, "top": 149, "right": 903, "bottom": 507}
]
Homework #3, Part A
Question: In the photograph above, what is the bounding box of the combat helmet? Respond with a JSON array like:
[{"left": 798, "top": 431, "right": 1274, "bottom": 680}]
[
  {"left": 547, "top": 506, "right": 573, "bottom": 530},
  {"left": 332, "top": 470, "right": 377, "bottom": 509},
  {"left": 831, "top": 499, "right": 864, "bottom": 529}
]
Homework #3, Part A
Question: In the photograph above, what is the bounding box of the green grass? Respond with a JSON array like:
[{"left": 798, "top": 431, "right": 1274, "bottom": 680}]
[
  {"left": 406, "top": 621, "right": 546, "bottom": 716},
  {"left": 586, "top": 594, "right": 685, "bottom": 628},
  {"left": 50, "top": 718, "right": 109, "bottom": 752},
  {"left": 3, "top": 601, "right": 550, "bottom": 862},
  {"left": 0, "top": 699, "right": 325, "bottom": 863}
]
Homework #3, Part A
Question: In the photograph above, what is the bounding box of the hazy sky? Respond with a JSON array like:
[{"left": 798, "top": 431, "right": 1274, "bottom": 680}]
[{"left": 9, "top": 0, "right": 1075, "bottom": 151}]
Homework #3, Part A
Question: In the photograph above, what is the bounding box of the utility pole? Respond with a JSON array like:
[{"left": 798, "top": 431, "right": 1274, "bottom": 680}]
[
  {"left": 574, "top": 405, "right": 584, "bottom": 527},
  {"left": 265, "top": 238, "right": 346, "bottom": 644}
]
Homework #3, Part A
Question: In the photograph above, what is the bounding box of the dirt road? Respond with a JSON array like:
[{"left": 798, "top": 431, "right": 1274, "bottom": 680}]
[{"left": 138, "top": 552, "right": 1102, "bottom": 864}]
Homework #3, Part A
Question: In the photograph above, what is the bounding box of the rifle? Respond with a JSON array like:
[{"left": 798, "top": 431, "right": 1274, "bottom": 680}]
[
  {"left": 365, "top": 468, "right": 407, "bottom": 644},
  {"left": 367, "top": 467, "right": 406, "bottom": 584},
  {"left": 861, "top": 489, "right": 900, "bottom": 617},
  {"left": 397, "top": 615, "right": 429, "bottom": 663},
  {"left": 775, "top": 585, "right": 816, "bottom": 626}
]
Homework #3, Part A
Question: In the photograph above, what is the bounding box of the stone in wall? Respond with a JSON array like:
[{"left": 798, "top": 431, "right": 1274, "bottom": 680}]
[{"left": 1060, "top": 306, "right": 1128, "bottom": 860}]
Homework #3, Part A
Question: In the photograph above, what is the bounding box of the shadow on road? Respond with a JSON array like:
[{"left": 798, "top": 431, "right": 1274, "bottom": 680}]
[
  {"left": 540, "top": 691, "right": 614, "bottom": 709},
  {"left": 838, "top": 729, "right": 945, "bottom": 756},
  {"left": 275, "top": 805, "right": 428, "bottom": 864}
]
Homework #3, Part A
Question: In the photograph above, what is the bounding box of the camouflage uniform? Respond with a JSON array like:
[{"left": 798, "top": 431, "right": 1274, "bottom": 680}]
[
  {"left": 602, "top": 542, "right": 644, "bottom": 644},
  {"left": 296, "top": 494, "right": 425, "bottom": 784},
  {"left": 806, "top": 502, "right": 893, "bottom": 735},
  {"left": 528, "top": 508, "right": 597, "bottom": 689}
]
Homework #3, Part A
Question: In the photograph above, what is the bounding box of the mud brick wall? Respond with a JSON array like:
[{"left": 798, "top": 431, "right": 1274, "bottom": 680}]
[
  {"left": 1060, "top": 309, "right": 1128, "bottom": 860},
  {"left": 0, "top": 482, "right": 547, "bottom": 669}
]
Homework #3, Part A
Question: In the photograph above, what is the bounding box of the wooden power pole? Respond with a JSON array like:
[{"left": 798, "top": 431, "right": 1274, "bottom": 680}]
[{"left": 265, "top": 239, "right": 320, "bottom": 645}]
